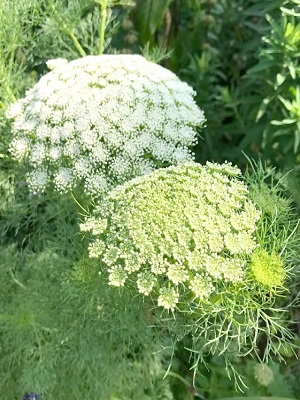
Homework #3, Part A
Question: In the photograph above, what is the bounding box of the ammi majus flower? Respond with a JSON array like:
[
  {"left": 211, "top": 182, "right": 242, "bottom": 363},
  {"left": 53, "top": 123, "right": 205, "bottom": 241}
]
[
  {"left": 81, "top": 161, "right": 262, "bottom": 310},
  {"left": 7, "top": 55, "right": 205, "bottom": 195}
]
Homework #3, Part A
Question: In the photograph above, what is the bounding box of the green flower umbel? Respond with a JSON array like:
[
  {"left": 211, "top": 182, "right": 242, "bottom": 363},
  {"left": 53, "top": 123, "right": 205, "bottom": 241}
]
[
  {"left": 253, "top": 363, "right": 274, "bottom": 386},
  {"left": 81, "top": 161, "right": 261, "bottom": 310},
  {"left": 250, "top": 248, "right": 286, "bottom": 288},
  {"left": 81, "top": 160, "right": 299, "bottom": 381}
]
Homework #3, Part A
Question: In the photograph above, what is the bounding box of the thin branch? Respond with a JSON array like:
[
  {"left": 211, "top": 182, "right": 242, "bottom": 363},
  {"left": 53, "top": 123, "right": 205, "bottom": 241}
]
[
  {"left": 99, "top": 0, "right": 108, "bottom": 55},
  {"left": 61, "top": 20, "right": 87, "bottom": 57}
]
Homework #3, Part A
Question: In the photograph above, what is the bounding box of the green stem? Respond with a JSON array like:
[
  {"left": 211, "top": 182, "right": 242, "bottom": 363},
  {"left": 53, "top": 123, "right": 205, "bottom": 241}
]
[
  {"left": 50, "top": 1, "right": 86, "bottom": 57},
  {"left": 9, "top": 269, "right": 26, "bottom": 289},
  {"left": 167, "top": 371, "right": 204, "bottom": 399},
  {"left": 166, "top": 371, "right": 191, "bottom": 388},
  {"left": 61, "top": 20, "right": 87, "bottom": 57},
  {"left": 99, "top": 0, "right": 108, "bottom": 55}
]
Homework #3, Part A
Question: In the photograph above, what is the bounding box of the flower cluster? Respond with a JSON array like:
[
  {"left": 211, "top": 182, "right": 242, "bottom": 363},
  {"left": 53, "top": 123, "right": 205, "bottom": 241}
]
[
  {"left": 7, "top": 55, "right": 205, "bottom": 195},
  {"left": 253, "top": 363, "right": 274, "bottom": 386},
  {"left": 81, "top": 161, "right": 261, "bottom": 311},
  {"left": 250, "top": 248, "right": 286, "bottom": 288}
]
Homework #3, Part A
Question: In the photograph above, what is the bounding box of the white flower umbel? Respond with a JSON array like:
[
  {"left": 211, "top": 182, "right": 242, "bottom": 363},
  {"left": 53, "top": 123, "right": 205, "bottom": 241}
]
[
  {"left": 7, "top": 55, "right": 205, "bottom": 195},
  {"left": 81, "top": 161, "right": 261, "bottom": 310}
]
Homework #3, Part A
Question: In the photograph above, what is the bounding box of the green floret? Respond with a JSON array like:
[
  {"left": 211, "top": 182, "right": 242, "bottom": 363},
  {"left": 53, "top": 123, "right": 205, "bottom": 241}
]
[{"left": 250, "top": 248, "right": 286, "bottom": 288}]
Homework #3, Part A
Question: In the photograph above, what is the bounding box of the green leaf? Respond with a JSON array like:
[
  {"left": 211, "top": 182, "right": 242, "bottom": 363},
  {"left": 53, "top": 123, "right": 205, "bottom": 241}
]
[
  {"left": 288, "top": 64, "right": 297, "bottom": 79},
  {"left": 280, "top": 6, "right": 300, "bottom": 17},
  {"left": 256, "top": 97, "right": 272, "bottom": 122},
  {"left": 134, "top": 0, "right": 173, "bottom": 46},
  {"left": 244, "top": 0, "right": 283, "bottom": 16},
  {"left": 247, "top": 60, "right": 278, "bottom": 75},
  {"left": 271, "top": 118, "right": 297, "bottom": 125},
  {"left": 238, "top": 124, "right": 264, "bottom": 149},
  {"left": 294, "top": 128, "right": 300, "bottom": 153},
  {"left": 244, "top": 21, "right": 268, "bottom": 33},
  {"left": 275, "top": 73, "right": 286, "bottom": 89},
  {"left": 278, "top": 96, "right": 294, "bottom": 111}
]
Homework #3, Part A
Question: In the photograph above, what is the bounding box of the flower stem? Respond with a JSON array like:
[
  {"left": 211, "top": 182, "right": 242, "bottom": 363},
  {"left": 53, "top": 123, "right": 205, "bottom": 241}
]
[
  {"left": 99, "top": 0, "right": 108, "bottom": 55},
  {"left": 50, "top": 1, "right": 86, "bottom": 57},
  {"left": 61, "top": 20, "right": 87, "bottom": 57}
]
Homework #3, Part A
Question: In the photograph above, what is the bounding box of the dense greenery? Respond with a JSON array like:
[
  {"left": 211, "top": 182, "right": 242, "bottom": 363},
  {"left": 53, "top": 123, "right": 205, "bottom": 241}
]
[{"left": 1, "top": 1, "right": 299, "bottom": 399}]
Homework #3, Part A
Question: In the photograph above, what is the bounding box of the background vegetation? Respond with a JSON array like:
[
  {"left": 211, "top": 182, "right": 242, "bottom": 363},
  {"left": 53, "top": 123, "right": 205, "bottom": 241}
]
[{"left": 0, "top": 0, "right": 299, "bottom": 399}]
